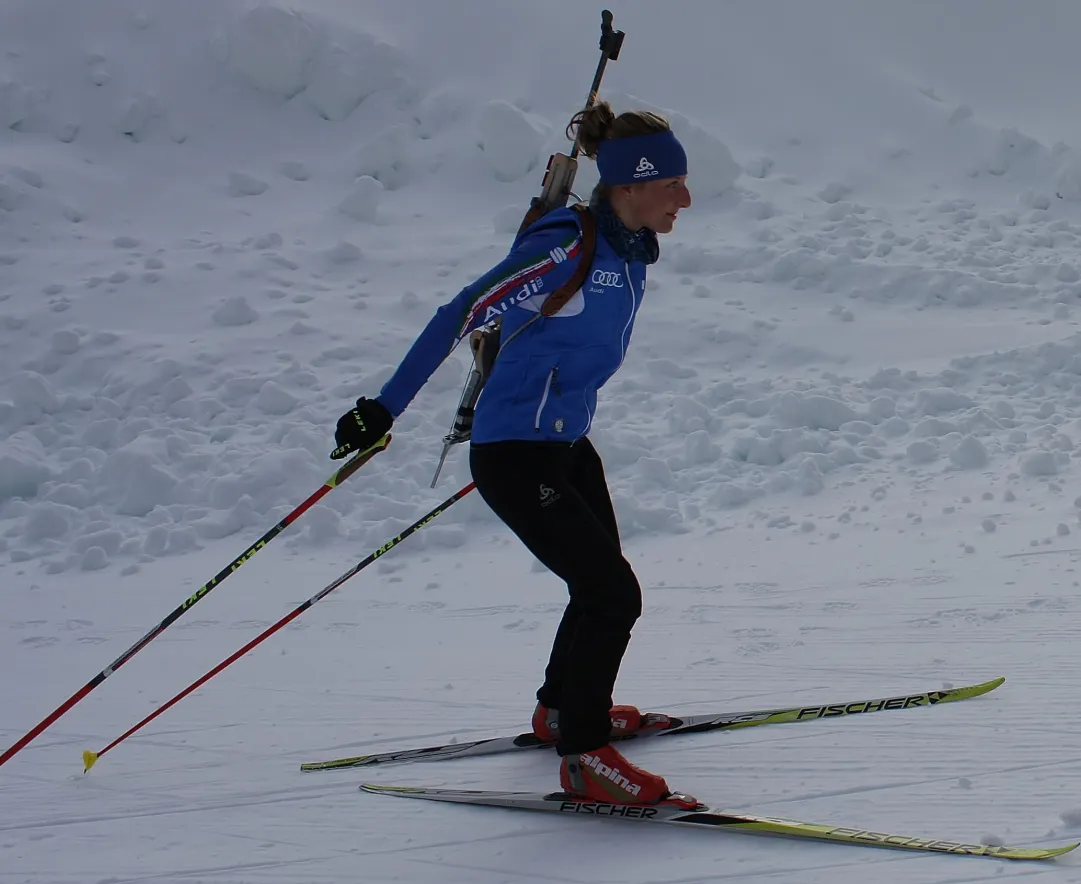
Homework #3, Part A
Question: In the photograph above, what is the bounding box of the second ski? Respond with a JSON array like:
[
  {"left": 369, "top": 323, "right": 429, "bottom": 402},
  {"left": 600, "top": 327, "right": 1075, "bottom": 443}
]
[
  {"left": 359, "top": 783, "right": 1077, "bottom": 861},
  {"left": 301, "top": 676, "right": 1003, "bottom": 771}
]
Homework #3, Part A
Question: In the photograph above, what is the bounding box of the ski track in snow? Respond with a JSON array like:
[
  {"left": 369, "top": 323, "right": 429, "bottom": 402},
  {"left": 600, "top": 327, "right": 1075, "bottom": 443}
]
[{"left": 6, "top": 0, "right": 1081, "bottom": 882}]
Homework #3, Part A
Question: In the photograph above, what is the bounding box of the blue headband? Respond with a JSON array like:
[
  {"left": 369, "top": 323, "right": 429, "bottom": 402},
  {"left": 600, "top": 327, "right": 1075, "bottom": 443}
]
[{"left": 595, "top": 130, "right": 687, "bottom": 185}]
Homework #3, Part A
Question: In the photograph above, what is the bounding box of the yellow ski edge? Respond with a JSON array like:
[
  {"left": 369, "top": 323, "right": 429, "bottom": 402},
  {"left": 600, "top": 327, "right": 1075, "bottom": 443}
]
[
  {"left": 300, "top": 754, "right": 372, "bottom": 771},
  {"left": 719, "top": 814, "right": 1078, "bottom": 861},
  {"left": 363, "top": 784, "right": 426, "bottom": 795},
  {"left": 941, "top": 676, "right": 1005, "bottom": 700}
]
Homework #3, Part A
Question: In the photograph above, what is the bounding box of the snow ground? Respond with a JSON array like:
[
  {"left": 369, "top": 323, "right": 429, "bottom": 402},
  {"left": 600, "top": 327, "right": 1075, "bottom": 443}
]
[{"left": 5, "top": 1, "right": 1081, "bottom": 881}]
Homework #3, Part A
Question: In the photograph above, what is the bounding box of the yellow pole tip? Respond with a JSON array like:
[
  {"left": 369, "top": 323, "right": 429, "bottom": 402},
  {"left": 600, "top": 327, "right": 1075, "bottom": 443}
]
[{"left": 82, "top": 750, "right": 98, "bottom": 773}]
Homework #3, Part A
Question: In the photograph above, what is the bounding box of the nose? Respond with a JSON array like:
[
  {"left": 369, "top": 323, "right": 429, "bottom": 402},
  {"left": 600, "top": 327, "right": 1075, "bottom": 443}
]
[{"left": 679, "top": 182, "right": 692, "bottom": 208}]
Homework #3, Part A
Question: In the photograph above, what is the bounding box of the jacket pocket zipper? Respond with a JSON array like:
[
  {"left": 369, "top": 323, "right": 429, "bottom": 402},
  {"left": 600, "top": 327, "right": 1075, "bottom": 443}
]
[{"left": 535, "top": 367, "right": 559, "bottom": 431}]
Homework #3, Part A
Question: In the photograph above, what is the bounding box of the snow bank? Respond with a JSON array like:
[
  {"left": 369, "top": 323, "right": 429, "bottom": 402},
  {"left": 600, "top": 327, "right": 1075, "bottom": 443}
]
[
  {"left": 222, "top": 4, "right": 413, "bottom": 120},
  {"left": 477, "top": 101, "right": 549, "bottom": 183},
  {"left": 5, "top": 0, "right": 1081, "bottom": 572}
]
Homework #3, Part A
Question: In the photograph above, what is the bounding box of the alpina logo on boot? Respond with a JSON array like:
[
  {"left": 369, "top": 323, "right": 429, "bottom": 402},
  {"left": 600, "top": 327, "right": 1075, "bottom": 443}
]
[{"left": 581, "top": 752, "right": 642, "bottom": 796}]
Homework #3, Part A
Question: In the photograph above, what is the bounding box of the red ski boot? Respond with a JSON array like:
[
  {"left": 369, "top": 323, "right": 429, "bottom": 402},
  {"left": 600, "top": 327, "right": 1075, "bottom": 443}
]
[
  {"left": 532, "top": 703, "right": 672, "bottom": 743},
  {"left": 559, "top": 743, "right": 698, "bottom": 808}
]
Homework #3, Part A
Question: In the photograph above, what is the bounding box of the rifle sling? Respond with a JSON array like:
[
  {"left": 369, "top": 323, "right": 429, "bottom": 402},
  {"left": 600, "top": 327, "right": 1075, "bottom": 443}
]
[
  {"left": 540, "top": 204, "right": 596, "bottom": 317},
  {"left": 473, "top": 203, "right": 597, "bottom": 379}
]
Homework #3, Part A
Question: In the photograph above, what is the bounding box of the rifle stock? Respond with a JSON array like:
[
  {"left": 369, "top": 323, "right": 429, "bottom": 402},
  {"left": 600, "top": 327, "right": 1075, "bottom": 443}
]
[{"left": 516, "top": 9, "right": 624, "bottom": 235}]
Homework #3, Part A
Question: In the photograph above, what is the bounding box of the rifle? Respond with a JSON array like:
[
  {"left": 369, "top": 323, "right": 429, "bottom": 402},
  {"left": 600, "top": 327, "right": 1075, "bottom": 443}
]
[{"left": 430, "top": 10, "right": 625, "bottom": 488}]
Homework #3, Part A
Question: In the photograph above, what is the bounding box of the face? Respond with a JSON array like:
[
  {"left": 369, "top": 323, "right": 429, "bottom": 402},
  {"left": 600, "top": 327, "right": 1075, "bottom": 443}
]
[{"left": 618, "top": 175, "right": 692, "bottom": 234}]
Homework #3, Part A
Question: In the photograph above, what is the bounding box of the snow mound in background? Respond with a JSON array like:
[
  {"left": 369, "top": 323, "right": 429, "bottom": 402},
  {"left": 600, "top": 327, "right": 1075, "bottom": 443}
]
[
  {"left": 355, "top": 125, "right": 414, "bottom": 190},
  {"left": 223, "top": 5, "right": 319, "bottom": 101},
  {"left": 223, "top": 4, "right": 414, "bottom": 121},
  {"left": 0, "top": 0, "right": 419, "bottom": 149},
  {"left": 6, "top": 0, "right": 1081, "bottom": 573},
  {"left": 477, "top": 101, "right": 550, "bottom": 183}
]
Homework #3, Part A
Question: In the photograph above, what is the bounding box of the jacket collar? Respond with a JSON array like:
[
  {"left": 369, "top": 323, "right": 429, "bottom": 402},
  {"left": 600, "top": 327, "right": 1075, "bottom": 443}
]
[{"left": 589, "top": 194, "right": 660, "bottom": 265}]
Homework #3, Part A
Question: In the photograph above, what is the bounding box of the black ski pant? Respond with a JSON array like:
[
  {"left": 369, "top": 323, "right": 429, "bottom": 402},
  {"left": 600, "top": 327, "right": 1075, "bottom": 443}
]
[{"left": 469, "top": 437, "right": 642, "bottom": 755}]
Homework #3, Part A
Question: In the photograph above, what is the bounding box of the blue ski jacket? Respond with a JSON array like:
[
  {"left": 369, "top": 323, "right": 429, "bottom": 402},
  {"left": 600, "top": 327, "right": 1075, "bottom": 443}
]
[{"left": 376, "top": 206, "right": 651, "bottom": 444}]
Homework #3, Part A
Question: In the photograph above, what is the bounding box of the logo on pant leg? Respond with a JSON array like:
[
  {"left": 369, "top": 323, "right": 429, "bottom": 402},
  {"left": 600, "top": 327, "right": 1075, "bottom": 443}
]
[{"left": 539, "top": 484, "right": 560, "bottom": 507}]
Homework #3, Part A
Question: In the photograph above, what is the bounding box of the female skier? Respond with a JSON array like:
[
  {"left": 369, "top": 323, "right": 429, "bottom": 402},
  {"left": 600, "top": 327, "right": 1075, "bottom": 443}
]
[{"left": 333, "top": 100, "right": 694, "bottom": 807}]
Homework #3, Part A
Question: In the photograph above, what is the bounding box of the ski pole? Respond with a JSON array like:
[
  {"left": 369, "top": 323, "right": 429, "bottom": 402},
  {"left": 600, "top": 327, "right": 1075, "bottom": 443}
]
[
  {"left": 83, "top": 480, "right": 477, "bottom": 771},
  {"left": 0, "top": 435, "right": 391, "bottom": 771}
]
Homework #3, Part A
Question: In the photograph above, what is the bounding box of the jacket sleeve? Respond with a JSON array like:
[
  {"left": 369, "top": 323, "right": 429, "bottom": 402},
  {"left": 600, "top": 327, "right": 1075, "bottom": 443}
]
[{"left": 375, "top": 218, "right": 585, "bottom": 419}]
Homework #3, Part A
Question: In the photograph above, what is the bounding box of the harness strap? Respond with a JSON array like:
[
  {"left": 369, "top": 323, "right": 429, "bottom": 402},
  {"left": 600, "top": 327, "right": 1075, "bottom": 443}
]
[{"left": 540, "top": 203, "right": 596, "bottom": 317}]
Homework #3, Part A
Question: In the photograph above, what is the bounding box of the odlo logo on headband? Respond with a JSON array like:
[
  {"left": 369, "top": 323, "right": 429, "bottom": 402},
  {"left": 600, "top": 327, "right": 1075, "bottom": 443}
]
[{"left": 633, "top": 157, "right": 658, "bottom": 179}]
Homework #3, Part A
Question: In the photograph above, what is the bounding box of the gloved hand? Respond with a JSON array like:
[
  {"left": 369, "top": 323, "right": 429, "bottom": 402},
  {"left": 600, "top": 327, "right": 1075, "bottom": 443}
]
[{"left": 332, "top": 397, "right": 393, "bottom": 460}]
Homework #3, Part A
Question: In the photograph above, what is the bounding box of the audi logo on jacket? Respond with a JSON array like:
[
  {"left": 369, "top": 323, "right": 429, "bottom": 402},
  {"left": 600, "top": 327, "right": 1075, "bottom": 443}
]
[
  {"left": 591, "top": 269, "right": 624, "bottom": 288},
  {"left": 375, "top": 207, "right": 651, "bottom": 443}
]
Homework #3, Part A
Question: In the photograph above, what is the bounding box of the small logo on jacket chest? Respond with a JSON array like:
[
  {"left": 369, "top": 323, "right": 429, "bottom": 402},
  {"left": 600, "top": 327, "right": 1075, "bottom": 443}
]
[
  {"left": 591, "top": 269, "right": 623, "bottom": 288},
  {"left": 588, "top": 269, "right": 625, "bottom": 295}
]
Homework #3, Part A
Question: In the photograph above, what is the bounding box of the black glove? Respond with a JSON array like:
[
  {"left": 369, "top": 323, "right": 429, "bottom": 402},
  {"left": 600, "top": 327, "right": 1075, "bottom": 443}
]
[{"left": 332, "top": 397, "right": 393, "bottom": 460}]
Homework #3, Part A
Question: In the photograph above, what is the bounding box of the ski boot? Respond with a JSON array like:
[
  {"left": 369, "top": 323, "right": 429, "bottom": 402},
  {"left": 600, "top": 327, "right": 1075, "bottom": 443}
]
[
  {"left": 559, "top": 743, "right": 698, "bottom": 809},
  {"left": 532, "top": 703, "right": 671, "bottom": 743}
]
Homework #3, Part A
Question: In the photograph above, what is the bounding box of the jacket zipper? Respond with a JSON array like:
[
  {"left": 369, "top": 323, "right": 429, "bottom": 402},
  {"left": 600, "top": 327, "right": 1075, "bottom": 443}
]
[
  {"left": 614, "top": 262, "right": 636, "bottom": 374},
  {"left": 580, "top": 264, "right": 636, "bottom": 440},
  {"left": 535, "top": 367, "right": 556, "bottom": 431}
]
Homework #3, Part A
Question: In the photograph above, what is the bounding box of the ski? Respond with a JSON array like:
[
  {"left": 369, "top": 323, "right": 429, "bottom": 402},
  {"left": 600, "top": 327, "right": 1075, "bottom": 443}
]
[
  {"left": 301, "top": 676, "right": 1004, "bottom": 771},
  {"left": 360, "top": 783, "right": 1078, "bottom": 861}
]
